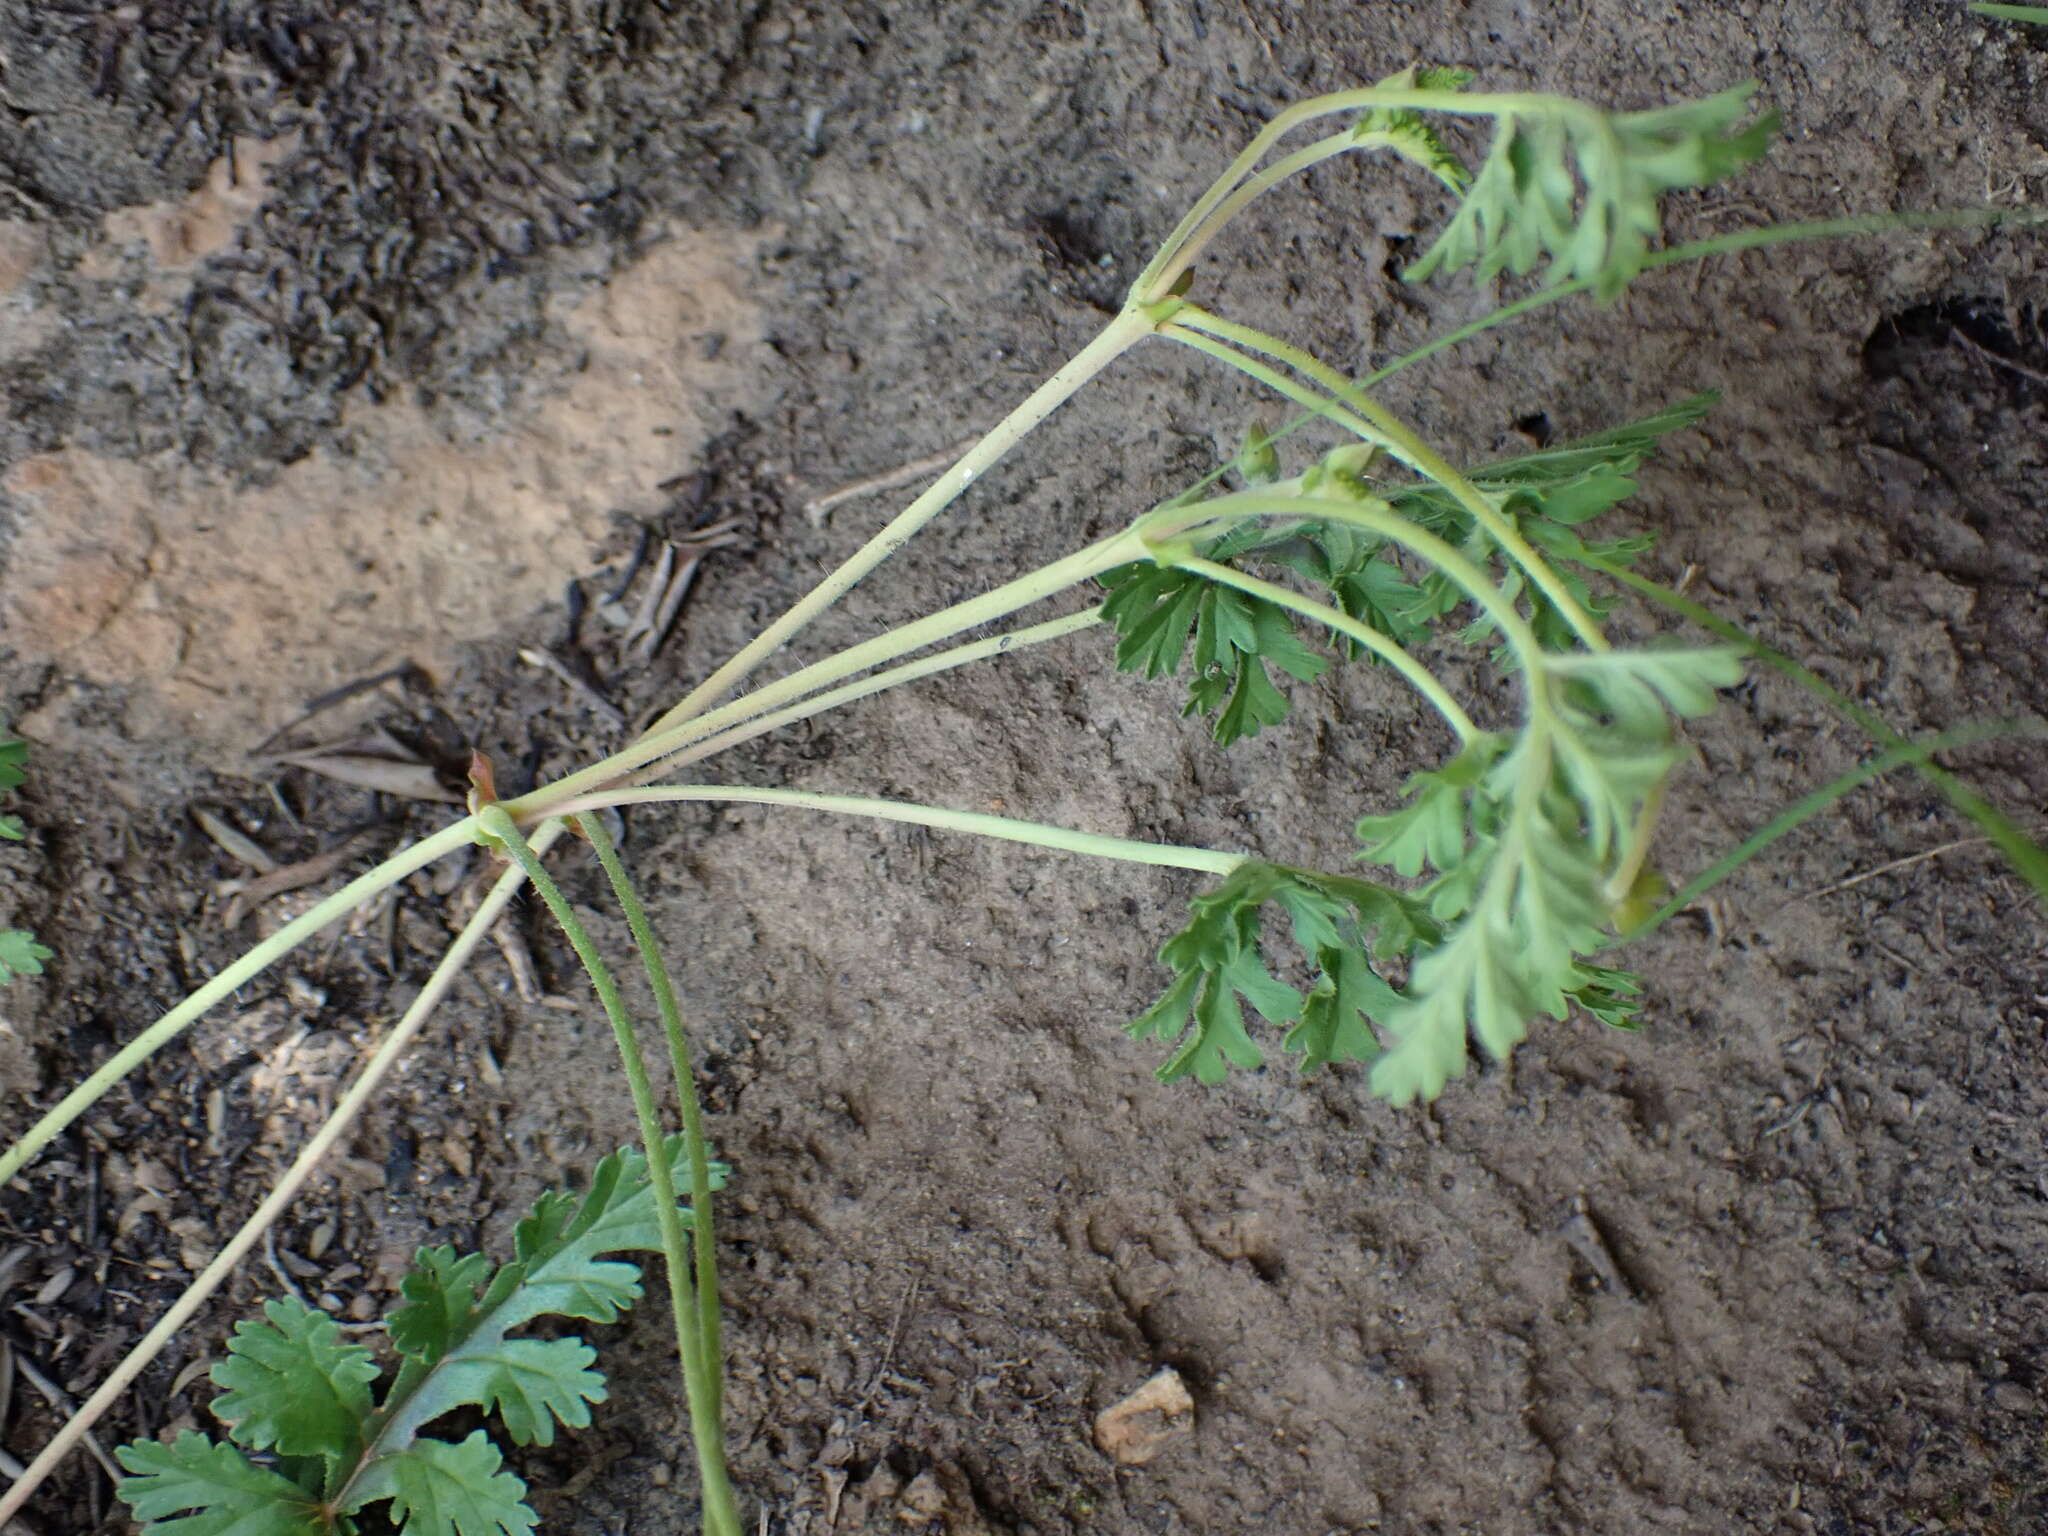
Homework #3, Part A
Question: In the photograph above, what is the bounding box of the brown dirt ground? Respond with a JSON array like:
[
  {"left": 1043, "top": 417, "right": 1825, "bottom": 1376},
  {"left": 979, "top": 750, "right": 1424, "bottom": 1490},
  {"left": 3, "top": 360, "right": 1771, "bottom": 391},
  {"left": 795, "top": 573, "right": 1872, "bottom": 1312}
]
[{"left": 3, "top": 3, "right": 2047, "bottom": 1533}]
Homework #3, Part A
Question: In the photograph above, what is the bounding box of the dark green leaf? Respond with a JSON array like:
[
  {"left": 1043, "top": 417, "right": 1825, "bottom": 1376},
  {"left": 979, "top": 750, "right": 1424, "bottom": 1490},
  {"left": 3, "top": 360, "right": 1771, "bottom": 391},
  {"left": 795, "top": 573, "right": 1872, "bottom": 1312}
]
[
  {"left": 1100, "top": 562, "right": 1330, "bottom": 748},
  {"left": 381, "top": 1432, "right": 536, "bottom": 1536},
  {"left": 0, "top": 929, "right": 52, "bottom": 983},
  {"left": 210, "top": 1298, "right": 376, "bottom": 1469},
  {"left": 115, "top": 1433, "right": 326, "bottom": 1536},
  {"left": 1129, "top": 862, "right": 1429, "bottom": 1083}
]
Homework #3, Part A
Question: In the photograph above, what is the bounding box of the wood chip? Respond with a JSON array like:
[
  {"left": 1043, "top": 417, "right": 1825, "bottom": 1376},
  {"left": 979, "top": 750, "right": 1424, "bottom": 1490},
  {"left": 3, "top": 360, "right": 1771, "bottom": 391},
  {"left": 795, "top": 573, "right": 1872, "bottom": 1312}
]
[
  {"left": 221, "top": 832, "right": 379, "bottom": 928},
  {"left": 190, "top": 807, "right": 279, "bottom": 874},
  {"left": 1093, "top": 1367, "right": 1195, "bottom": 1465},
  {"left": 270, "top": 750, "right": 460, "bottom": 803}
]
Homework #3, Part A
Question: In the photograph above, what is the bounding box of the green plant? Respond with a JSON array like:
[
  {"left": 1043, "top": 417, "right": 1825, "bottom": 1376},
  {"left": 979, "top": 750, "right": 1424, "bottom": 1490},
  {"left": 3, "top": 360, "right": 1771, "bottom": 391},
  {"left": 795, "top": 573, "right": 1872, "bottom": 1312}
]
[
  {"left": 4, "top": 62, "right": 2044, "bottom": 1536},
  {"left": 115, "top": 1141, "right": 726, "bottom": 1535},
  {"left": 0, "top": 726, "right": 52, "bottom": 985}
]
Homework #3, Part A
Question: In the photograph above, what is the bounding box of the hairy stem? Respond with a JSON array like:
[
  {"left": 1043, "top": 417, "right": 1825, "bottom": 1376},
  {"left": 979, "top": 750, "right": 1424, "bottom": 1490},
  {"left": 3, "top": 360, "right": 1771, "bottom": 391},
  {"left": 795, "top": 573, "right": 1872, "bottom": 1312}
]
[
  {"left": 1169, "top": 555, "right": 1479, "bottom": 741},
  {"left": 638, "top": 611, "right": 1101, "bottom": 786},
  {"left": 1133, "top": 86, "right": 1590, "bottom": 300},
  {"left": 577, "top": 814, "right": 727, "bottom": 1427},
  {"left": 645, "top": 309, "right": 1154, "bottom": 738},
  {"left": 1614, "top": 719, "right": 2048, "bottom": 941},
  {"left": 1582, "top": 555, "right": 2048, "bottom": 907},
  {"left": 475, "top": 808, "right": 741, "bottom": 1536},
  {"left": 513, "top": 533, "right": 1148, "bottom": 818},
  {"left": 1236, "top": 209, "right": 2048, "bottom": 477}
]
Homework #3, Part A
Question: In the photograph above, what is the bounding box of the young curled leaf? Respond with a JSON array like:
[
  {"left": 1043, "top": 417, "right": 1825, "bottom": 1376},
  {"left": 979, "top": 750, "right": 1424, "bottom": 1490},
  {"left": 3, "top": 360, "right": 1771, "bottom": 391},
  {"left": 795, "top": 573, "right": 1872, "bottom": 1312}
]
[{"left": 1350, "top": 64, "right": 1474, "bottom": 194}]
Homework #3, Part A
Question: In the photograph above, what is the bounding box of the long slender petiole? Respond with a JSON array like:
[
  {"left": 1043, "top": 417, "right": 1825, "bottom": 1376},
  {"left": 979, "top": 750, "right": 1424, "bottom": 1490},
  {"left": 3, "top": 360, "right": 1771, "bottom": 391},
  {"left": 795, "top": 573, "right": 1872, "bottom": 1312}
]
[
  {"left": 631, "top": 611, "right": 1102, "bottom": 787},
  {"left": 0, "top": 815, "right": 479, "bottom": 1188},
  {"left": 0, "top": 827, "right": 559, "bottom": 1527},
  {"left": 645, "top": 309, "right": 1156, "bottom": 737},
  {"left": 539, "top": 786, "right": 1245, "bottom": 876},
  {"left": 1578, "top": 553, "right": 2048, "bottom": 906},
  {"left": 1166, "top": 307, "right": 1608, "bottom": 651},
  {"left": 1169, "top": 556, "right": 1478, "bottom": 741},
  {"left": 475, "top": 807, "right": 743, "bottom": 1536},
  {"left": 515, "top": 533, "right": 1147, "bottom": 818}
]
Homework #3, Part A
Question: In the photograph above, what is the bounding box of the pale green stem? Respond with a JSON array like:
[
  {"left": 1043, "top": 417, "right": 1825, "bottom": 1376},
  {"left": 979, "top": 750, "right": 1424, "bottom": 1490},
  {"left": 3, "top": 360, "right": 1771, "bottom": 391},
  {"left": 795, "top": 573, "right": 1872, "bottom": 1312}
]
[
  {"left": 645, "top": 309, "right": 1155, "bottom": 739},
  {"left": 1144, "top": 209, "right": 2048, "bottom": 517},
  {"left": 1133, "top": 87, "right": 1595, "bottom": 300},
  {"left": 0, "top": 828, "right": 554, "bottom": 1527},
  {"left": 1146, "top": 491, "right": 1547, "bottom": 677},
  {"left": 543, "top": 786, "right": 1247, "bottom": 877},
  {"left": 1168, "top": 307, "right": 1609, "bottom": 650},
  {"left": 475, "top": 806, "right": 741, "bottom": 1536},
  {"left": 511, "top": 533, "right": 1149, "bottom": 819},
  {"left": 1181, "top": 130, "right": 1357, "bottom": 264},
  {"left": 0, "top": 815, "right": 478, "bottom": 1188},
  {"left": 1613, "top": 719, "right": 2047, "bottom": 941},
  {"left": 639, "top": 612, "right": 1103, "bottom": 786},
  {"left": 1164, "top": 322, "right": 1390, "bottom": 446},
  {"left": 1170, "top": 555, "right": 1478, "bottom": 742},
  {"left": 576, "top": 814, "right": 726, "bottom": 1426}
]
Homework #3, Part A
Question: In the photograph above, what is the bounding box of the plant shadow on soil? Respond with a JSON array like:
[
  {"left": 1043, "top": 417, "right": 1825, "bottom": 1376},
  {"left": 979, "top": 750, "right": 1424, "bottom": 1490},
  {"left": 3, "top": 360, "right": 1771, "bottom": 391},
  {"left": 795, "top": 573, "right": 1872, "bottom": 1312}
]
[{"left": 2, "top": 3, "right": 2047, "bottom": 1533}]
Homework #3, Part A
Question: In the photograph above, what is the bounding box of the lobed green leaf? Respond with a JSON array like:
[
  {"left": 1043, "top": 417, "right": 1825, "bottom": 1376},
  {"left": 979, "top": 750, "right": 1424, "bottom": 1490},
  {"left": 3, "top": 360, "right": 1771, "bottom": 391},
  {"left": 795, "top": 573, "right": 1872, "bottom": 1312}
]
[
  {"left": 1099, "top": 563, "right": 1329, "bottom": 747},
  {"left": 382, "top": 1432, "right": 536, "bottom": 1536},
  {"left": 115, "top": 1433, "right": 326, "bottom": 1536},
  {"left": 1129, "top": 861, "right": 1436, "bottom": 1082},
  {"left": 210, "top": 1297, "right": 377, "bottom": 1470}
]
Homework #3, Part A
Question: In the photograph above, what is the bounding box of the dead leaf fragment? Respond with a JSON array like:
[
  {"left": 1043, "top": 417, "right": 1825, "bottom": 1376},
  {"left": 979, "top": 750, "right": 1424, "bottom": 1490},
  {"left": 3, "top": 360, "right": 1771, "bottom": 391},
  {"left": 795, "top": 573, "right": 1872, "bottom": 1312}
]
[{"left": 1093, "top": 1367, "right": 1194, "bottom": 1466}]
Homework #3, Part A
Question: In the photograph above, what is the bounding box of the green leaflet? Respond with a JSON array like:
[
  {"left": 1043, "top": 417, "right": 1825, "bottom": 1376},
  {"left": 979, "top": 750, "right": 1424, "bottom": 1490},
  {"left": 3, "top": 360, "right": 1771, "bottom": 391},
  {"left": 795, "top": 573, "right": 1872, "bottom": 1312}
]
[
  {"left": 117, "top": 1142, "right": 729, "bottom": 1536},
  {"left": 115, "top": 1435, "right": 327, "bottom": 1536},
  {"left": 382, "top": 1433, "right": 537, "bottom": 1536},
  {"left": 1358, "top": 647, "right": 1740, "bottom": 1104},
  {"left": 1350, "top": 64, "right": 1475, "bottom": 193},
  {"left": 1127, "top": 862, "right": 1436, "bottom": 1083},
  {"left": 210, "top": 1299, "right": 378, "bottom": 1472},
  {"left": 1100, "top": 563, "right": 1329, "bottom": 746},
  {"left": 0, "top": 725, "right": 47, "bottom": 984},
  {"left": 1105, "top": 393, "right": 1717, "bottom": 757},
  {"left": 1405, "top": 85, "right": 1780, "bottom": 298},
  {"left": 0, "top": 929, "right": 52, "bottom": 984}
]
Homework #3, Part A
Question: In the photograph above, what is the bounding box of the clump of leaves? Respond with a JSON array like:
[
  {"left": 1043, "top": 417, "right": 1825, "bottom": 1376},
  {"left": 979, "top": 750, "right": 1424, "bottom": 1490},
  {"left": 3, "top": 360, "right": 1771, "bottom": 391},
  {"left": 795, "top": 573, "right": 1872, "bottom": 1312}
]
[
  {"left": 0, "top": 726, "right": 52, "bottom": 986},
  {"left": 116, "top": 1141, "right": 726, "bottom": 1536},
  {"left": 1110, "top": 397, "right": 1743, "bottom": 1103}
]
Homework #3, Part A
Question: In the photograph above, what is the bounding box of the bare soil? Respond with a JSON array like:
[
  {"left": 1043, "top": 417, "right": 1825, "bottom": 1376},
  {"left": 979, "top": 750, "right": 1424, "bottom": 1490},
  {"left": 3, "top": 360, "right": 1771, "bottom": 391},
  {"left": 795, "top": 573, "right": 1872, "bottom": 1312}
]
[{"left": 3, "top": 3, "right": 2046, "bottom": 1534}]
